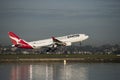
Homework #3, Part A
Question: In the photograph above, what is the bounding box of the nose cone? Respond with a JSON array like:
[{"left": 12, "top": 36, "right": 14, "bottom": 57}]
[
  {"left": 86, "top": 35, "right": 89, "bottom": 39},
  {"left": 84, "top": 35, "right": 89, "bottom": 40}
]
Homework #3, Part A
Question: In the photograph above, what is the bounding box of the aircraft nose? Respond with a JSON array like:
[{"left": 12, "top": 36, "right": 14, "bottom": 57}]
[{"left": 85, "top": 35, "right": 89, "bottom": 39}]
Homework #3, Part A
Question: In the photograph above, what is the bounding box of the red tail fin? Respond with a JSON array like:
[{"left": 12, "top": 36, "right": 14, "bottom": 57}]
[
  {"left": 8, "top": 32, "right": 33, "bottom": 49},
  {"left": 8, "top": 32, "right": 20, "bottom": 45}
]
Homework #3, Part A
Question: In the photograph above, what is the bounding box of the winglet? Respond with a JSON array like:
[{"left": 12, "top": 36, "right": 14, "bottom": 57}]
[
  {"left": 51, "top": 36, "right": 56, "bottom": 41},
  {"left": 51, "top": 36, "right": 61, "bottom": 42},
  {"left": 51, "top": 36, "right": 66, "bottom": 46}
]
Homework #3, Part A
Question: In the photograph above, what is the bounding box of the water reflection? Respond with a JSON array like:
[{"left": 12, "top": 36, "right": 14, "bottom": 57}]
[
  {"left": 11, "top": 64, "right": 30, "bottom": 80},
  {"left": 10, "top": 63, "right": 88, "bottom": 80},
  {"left": 0, "top": 63, "right": 120, "bottom": 80}
]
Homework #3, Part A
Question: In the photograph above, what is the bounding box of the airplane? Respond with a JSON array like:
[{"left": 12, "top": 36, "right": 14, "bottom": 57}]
[{"left": 8, "top": 32, "right": 89, "bottom": 50}]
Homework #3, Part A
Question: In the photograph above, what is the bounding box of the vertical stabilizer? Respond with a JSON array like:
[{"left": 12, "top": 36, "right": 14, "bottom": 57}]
[
  {"left": 8, "top": 32, "right": 33, "bottom": 49},
  {"left": 8, "top": 32, "right": 20, "bottom": 45}
]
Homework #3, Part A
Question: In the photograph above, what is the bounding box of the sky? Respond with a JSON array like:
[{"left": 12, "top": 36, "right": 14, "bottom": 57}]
[{"left": 0, "top": 0, "right": 120, "bottom": 46}]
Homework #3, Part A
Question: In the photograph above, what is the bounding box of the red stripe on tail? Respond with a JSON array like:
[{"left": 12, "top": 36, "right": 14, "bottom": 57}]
[
  {"left": 8, "top": 32, "right": 20, "bottom": 39},
  {"left": 8, "top": 32, "right": 33, "bottom": 49}
]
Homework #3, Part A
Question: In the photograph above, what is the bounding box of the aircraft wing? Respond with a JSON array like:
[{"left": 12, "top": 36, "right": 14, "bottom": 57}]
[{"left": 51, "top": 37, "right": 66, "bottom": 46}]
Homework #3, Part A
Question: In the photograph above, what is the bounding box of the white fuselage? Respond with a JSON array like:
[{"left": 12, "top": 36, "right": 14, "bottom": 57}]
[{"left": 28, "top": 34, "right": 89, "bottom": 49}]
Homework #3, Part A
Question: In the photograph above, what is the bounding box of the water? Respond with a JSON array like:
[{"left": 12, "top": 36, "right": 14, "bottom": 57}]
[{"left": 0, "top": 63, "right": 120, "bottom": 80}]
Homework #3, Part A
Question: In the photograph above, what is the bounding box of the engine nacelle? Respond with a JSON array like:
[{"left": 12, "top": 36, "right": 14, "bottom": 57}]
[{"left": 65, "top": 42, "right": 72, "bottom": 46}]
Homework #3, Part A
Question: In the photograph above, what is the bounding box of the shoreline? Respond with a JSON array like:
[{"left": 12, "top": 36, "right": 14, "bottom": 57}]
[
  {"left": 0, "top": 54, "right": 120, "bottom": 63},
  {"left": 0, "top": 58, "right": 120, "bottom": 63}
]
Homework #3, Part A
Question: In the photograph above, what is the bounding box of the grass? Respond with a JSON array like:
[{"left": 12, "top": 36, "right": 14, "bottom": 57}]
[
  {"left": 0, "top": 53, "right": 119, "bottom": 59},
  {"left": 0, "top": 53, "right": 120, "bottom": 63}
]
